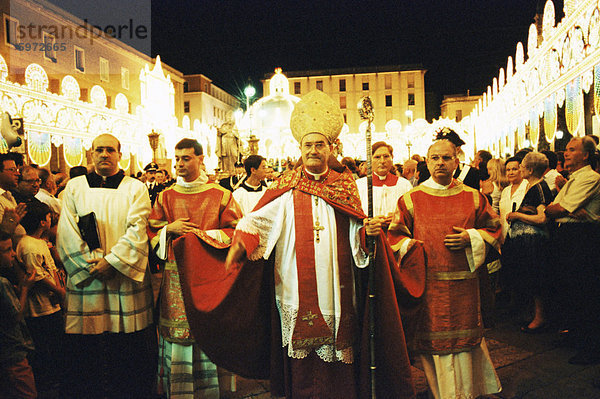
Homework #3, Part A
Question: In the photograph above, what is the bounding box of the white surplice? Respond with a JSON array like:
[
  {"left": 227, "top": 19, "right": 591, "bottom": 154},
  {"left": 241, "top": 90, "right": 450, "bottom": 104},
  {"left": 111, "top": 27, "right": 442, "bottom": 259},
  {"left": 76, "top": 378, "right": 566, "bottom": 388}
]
[{"left": 356, "top": 174, "right": 413, "bottom": 217}]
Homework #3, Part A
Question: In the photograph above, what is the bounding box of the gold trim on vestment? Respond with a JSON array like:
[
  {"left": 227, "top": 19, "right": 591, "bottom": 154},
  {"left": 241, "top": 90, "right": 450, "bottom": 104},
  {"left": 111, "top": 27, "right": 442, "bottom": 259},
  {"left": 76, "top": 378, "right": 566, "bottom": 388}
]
[
  {"left": 416, "top": 183, "right": 465, "bottom": 197},
  {"left": 417, "top": 327, "right": 482, "bottom": 340},
  {"left": 479, "top": 229, "right": 501, "bottom": 252},
  {"left": 159, "top": 316, "right": 190, "bottom": 329},
  {"left": 472, "top": 190, "right": 479, "bottom": 208},
  {"left": 390, "top": 236, "right": 411, "bottom": 252},
  {"left": 429, "top": 271, "right": 478, "bottom": 280},
  {"left": 292, "top": 335, "right": 335, "bottom": 349},
  {"left": 164, "top": 261, "right": 178, "bottom": 271},
  {"left": 171, "top": 182, "right": 225, "bottom": 194},
  {"left": 403, "top": 193, "right": 414, "bottom": 215},
  {"left": 148, "top": 219, "right": 168, "bottom": 229}
]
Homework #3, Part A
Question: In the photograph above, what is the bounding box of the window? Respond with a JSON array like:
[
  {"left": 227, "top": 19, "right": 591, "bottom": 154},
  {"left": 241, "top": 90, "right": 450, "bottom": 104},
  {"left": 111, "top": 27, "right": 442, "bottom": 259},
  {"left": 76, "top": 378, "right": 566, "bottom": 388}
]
[
  {"left": 74, "top": 47, "right": 85, "bottom": 72},
  {"left": 316, "top": 80, "right": 323, "bottom": 91},
  {"left": 121, "top": 67, "right": 129, "bottom": 90},
  {"left": 339, "top": 96, "right": 346, "bottom": 109},
  {"left": 384, "top": 75, "right": 392, "bottom": 90},
  {"left": 294, "top": 81, "right": 301, "bottom": 95},
  {"left": 456, "top": 110, "right": 463, "bottom": 122},
  {"left": 362, "top": 82, "right": 369, "bottom": 91},
  {"left": 385, "top": 95, "right": 392, "bottom": 107},
  {"left": 407, "top": 74, "right": 415, "bottom": 88},
  {"left": 343, "top": 113, "right": 347, "bottom": 123},
  {"left": 204, "top": 83, "right": 208, "bottom": 92},
  {"left": 408, "top": 93, "right": 415, "bottom": 106},
  {"left": 43, "top": 32, "right": 56, "bottom": 61},
  {"left": 183, "top": 81, "right": 189, "bottom": 92},
  {"left": 4, "top": 15, "right": 18, "bottom": 46},
  {"left": 339, "top": 79, "right": 346, "bottom": 92},
  {"left": 99, "top": 57, "right": 109, "bottom": 82}
]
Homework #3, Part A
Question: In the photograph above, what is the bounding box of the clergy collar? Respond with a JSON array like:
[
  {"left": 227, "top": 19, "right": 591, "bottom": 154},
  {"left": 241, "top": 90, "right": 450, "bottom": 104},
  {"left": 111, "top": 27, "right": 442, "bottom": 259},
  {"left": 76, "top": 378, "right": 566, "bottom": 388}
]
[
  {"left": 241, "top": 179, "right": 264, "bottom": 192},
  {"left": 176, "top": 170, "right": 209, "bottom": 189},
  {"left": 303, "top": 167, "right": 329, "bottom": 181},
  {"left": 373, "top": 172, "right": 398, "bottom": 187},
  {"left": 86, "top": 170, "right": 125, "bottom": 189},
  {"left": 423, "top": 177, "right": 453, "bottom": 190}
]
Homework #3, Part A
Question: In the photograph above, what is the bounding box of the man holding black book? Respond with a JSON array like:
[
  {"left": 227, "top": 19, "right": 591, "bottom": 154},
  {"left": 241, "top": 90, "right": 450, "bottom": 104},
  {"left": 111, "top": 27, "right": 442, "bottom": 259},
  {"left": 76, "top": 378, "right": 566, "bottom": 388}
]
[{"left": 56, "top": 134, "right": 155, "bottom": 399}]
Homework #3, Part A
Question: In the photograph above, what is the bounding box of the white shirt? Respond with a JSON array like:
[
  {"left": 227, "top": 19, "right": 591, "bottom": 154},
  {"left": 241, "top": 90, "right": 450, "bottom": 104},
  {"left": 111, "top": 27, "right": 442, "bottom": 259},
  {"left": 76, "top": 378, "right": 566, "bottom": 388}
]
[
  {"left": 499, "top": 180, "right": 529, "bottom": 238},
  {"left": 356, "top": 173, "right": 413, "bottom": 217}
]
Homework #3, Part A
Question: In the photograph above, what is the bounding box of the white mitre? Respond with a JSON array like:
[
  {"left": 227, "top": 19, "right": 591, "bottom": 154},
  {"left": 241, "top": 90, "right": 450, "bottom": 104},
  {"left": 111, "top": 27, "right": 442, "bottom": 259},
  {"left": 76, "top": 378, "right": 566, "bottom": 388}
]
[{"left": 290, "top": 90, "right": 344, "bottom": 144}]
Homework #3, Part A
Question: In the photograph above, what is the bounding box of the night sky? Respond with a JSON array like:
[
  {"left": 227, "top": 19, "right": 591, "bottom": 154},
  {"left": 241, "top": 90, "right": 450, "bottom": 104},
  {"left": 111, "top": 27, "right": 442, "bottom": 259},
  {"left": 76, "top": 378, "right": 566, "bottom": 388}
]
[{"left": 52, "top": 0, "right": 566, "bottom": 103}]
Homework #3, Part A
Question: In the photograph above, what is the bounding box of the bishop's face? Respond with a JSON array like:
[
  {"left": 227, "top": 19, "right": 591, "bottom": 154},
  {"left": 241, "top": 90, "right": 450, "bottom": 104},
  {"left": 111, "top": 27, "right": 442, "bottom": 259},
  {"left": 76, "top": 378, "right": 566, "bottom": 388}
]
[{"left": 300, "top": 133, "right": 331, "bottom": 174}]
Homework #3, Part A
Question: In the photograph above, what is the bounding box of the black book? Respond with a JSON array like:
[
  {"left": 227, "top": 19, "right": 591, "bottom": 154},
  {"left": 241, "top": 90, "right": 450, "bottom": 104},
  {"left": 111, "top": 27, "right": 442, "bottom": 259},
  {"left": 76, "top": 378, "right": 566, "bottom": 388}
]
[{"left": 77, "top": 212, "right": 101, "bottom": 251}]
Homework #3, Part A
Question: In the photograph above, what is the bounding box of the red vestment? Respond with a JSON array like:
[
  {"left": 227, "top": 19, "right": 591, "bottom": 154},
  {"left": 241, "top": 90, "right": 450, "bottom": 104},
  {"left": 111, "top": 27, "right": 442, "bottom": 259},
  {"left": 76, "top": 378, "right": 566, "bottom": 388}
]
[
  {"left": 174, "top": 168, "right": 425, "bottom": 399},
  {"left": 388, "top": 180, "right": 501, "bottom": 354},
  {"left": 148, "top": 183, "right": 242, "bottom": 342}
]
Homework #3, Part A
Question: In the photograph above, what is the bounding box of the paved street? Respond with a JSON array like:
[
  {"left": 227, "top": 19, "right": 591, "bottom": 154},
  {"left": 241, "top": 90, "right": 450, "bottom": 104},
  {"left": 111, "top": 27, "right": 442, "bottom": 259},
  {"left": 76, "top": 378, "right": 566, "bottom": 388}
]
[{"left": 219, "top": 311, "right": 600, "bottom": 399}]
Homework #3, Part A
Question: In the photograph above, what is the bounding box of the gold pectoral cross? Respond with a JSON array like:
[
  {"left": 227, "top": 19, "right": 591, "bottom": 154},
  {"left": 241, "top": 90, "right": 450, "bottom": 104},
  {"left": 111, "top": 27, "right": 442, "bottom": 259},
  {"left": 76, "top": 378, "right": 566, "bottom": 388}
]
[
  {"left": 301, "top": 310, "right": 318, "bottom": 326},
  {"left": 313, "top": 221, "right": 325, "bottom": 243}
]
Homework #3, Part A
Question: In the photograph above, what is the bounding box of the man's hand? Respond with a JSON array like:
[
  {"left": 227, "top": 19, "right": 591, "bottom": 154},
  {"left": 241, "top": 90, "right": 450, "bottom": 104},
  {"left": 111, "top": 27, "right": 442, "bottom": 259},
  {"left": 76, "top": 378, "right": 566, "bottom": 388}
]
[
  {"left": 88, "top": 258, "right": 116, "bottom": 281},
  {"left": 444, "top": 226, "right": 470, "bottom": 251},
  {"left": 505, "top": 212, "right": 520, "bottom": 222},
  {"left": 364, "top": 216, "right": 385, "bottom": 237},
  {"left": 224, "top": 241, "right": 246, "bottom": 272},
  {"left": 166, "top": 218, "right": 200, "bottom": 236},
  {"left": 555, "top": 174, "right": 567, "bottom": 191}
]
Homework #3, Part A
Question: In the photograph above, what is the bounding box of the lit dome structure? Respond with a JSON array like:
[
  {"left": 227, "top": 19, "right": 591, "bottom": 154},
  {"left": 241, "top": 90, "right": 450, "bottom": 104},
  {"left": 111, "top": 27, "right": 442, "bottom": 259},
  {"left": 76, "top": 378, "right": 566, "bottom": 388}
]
[{"left": 237, "top": 68, "right": 300, "bottom": 163}]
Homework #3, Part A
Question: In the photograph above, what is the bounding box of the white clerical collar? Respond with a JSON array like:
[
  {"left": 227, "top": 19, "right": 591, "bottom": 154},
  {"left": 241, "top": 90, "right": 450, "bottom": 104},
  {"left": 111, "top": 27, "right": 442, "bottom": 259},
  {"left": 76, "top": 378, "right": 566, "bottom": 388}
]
[
  {"left": 423, "top": 177, "right": 452, "bottom": 190},
  {"left": 304, "top": 167, "right": 329, "bottom": 181},
  {"left": 176, "top": 170, "right": 209, "bottom": 188}
]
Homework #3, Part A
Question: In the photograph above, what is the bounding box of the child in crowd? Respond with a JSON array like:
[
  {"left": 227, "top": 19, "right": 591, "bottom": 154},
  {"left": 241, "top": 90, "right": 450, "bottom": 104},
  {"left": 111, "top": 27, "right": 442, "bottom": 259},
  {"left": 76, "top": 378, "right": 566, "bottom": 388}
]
[
  {"left": 0, "top": 230, "right": 37, "bottom": 398},
  {"left": 17, "top": 202, "right": 65, "bottom": 393}
]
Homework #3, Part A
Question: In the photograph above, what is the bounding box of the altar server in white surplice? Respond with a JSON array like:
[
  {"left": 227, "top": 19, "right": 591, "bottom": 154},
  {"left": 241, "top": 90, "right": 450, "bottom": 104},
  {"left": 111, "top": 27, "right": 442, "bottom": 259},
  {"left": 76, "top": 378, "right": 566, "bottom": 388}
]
[
  {"left": 57, "top": 134, "right": 155, "bottom": 399},
  {"left": 356, "top": 141, "right": 413, "bottom": 226},
  {"left": 232, "top": 155, "right": 268, "bottom": 214}
]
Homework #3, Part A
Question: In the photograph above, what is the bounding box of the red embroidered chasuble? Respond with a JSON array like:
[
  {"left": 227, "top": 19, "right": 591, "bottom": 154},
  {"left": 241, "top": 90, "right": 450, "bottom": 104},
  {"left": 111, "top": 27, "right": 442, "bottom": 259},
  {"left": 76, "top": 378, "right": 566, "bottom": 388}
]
[
  {"left": 147, "top": 183, "right": 242, "bottom": 342},
  {"left": 173, "top": 166, "right": 426, "bottom": 399},
  {"left": 388, "top": 180, "right": 501, "bottom": 354}
]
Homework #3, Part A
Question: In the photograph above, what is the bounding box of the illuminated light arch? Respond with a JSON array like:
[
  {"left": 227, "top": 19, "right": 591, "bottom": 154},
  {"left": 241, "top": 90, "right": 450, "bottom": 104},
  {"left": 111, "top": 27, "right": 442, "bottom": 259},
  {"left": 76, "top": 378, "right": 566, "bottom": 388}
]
[
  {"left": 28, "top": 132, "right": 51, "bottom": 166},
  {"left": 119, "top": 144, "right": 131, "bottom": 171},
  {"left": 0, "top": 55, "right": 8, "bottom": 82},
  {"left": 542, "top": 0, "right": 555, "bottom": 41},
  {"left": 63, "top": 136, "right": 83, "bottom": 167},
  {"left": 115, "top": 93, "right": 129, "bottom": 114},
  {"left": 61, "top": 76, "right": 80, "bottom": 101},
  {"left": 90, "top": 85, "right": 107, "bottom": 108},
  {"left": 25, "top": 64, "right": 48, "bottom": 92}
]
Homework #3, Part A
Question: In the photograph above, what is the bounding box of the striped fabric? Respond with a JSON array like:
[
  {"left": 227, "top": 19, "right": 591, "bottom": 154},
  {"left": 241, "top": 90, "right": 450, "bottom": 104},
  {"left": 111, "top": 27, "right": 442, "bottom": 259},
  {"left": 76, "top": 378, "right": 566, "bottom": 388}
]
[
  {"left": 158, "top": 336, "right": 219, "bottom": 399},
  {"left": 57, "top": 175, "right": 154, "bottom": 334}
]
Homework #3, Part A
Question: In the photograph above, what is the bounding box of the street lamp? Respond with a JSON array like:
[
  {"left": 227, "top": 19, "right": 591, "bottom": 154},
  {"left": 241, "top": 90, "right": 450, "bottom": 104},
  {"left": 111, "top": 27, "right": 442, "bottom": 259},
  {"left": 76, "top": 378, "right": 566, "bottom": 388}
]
[{"left": 244, "top": 85, "right": 256, "bottom": 111}]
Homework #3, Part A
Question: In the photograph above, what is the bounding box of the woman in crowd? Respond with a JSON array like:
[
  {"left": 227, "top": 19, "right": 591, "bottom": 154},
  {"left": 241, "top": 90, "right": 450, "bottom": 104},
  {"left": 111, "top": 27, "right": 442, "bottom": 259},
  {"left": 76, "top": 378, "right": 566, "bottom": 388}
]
[
  {"left": 482, "top": 158, "right": 509, "bottom": 214},
  {"left": 502, "top": 152, "right": 554, "bottom": 333}
]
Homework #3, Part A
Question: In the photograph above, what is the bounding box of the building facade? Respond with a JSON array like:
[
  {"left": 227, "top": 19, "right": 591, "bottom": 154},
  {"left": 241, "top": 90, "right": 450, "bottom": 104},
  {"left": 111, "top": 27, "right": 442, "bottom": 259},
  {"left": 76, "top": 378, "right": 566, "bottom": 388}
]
[
  {"left": 440, "top": 93, "right": 482, "bottom": 122},
  {"left": 262, "top": 65, "right": 427, "bottom": 136},
  {"left": 0, "top": 0, "right": 212, "bottom": 173},
  {"left": 183, "top": 74, "right": 240, "bottom": 129}
]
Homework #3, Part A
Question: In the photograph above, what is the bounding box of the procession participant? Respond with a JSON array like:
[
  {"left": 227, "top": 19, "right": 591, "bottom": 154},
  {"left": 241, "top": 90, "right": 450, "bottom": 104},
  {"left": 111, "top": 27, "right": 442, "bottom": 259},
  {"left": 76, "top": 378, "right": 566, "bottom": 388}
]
[
  {"left": 219, "top": 162, "right": 246, "bottom": 192},
  {"left": 436, "top": 128, "right": 481, "bottom": 189},
  {"left": 356, "top": 141, "right": 412, "bottom": 226},
  {"left": 545, "top": 136, "right": 600, "bottom": 365},
  {"left": 232, "top": 155, "right": 268, "bottom": 214},
  {"left": 174, "top": 90, "right": 423, "bottom": 399},
  {"left": 57, "top": 134, "right": 155, "bottom": 399},
  {"left": 148, "top": 138, "right": 242, "bottom": 398},
  {"left": 388, "top": 138, "right": 502, "bottom": 399},
  {"left": 145, "top": 162, "right": 162, "bottom": 205}
]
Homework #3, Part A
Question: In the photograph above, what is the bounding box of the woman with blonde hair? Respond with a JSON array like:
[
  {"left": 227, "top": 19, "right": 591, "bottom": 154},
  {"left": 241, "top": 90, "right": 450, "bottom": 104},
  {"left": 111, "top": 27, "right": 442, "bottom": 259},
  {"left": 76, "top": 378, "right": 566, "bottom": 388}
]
[{"left": 481, "top": 158, "right": 509, "bottom": 214}]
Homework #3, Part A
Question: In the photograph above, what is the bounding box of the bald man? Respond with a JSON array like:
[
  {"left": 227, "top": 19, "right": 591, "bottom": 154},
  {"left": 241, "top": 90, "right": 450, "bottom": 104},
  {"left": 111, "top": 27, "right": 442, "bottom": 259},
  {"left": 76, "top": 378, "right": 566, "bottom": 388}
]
[{"left": 57, "top": 134, "right": 155, "bottom": 399}]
